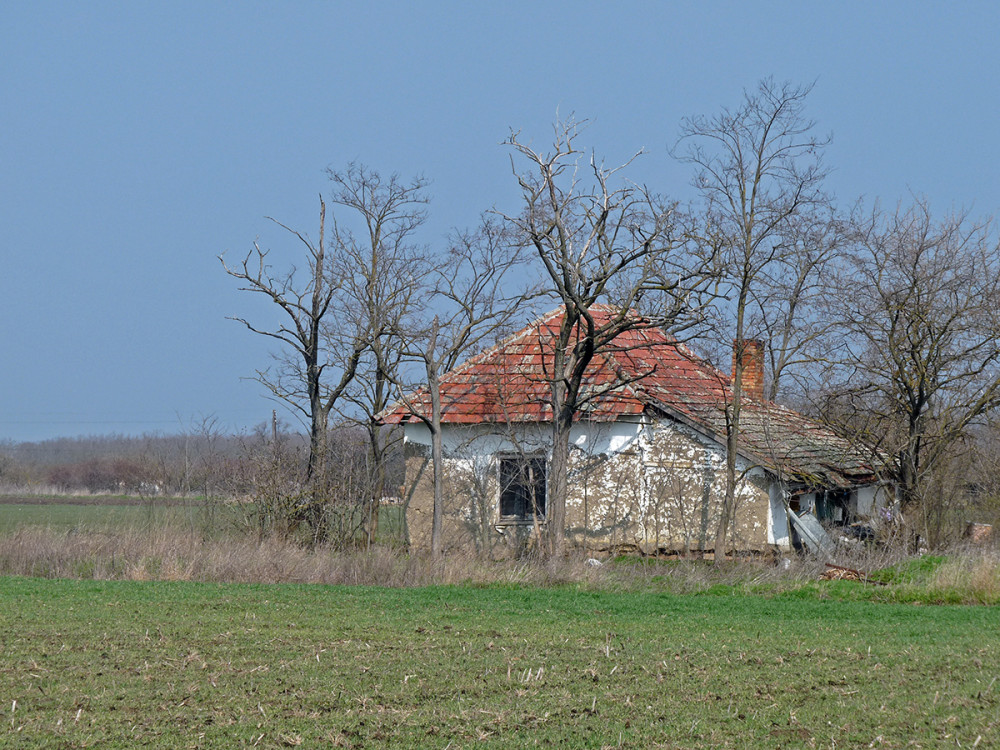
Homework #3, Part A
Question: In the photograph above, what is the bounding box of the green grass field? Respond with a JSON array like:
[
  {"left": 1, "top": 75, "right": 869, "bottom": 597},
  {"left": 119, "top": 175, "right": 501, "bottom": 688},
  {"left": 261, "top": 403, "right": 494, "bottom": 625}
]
[
  {"left": 2, "top": 577, "right": 998, "bottom": 748},
  {"left": 0, "top": 501, "right": 204, "bottom": 534},
  {"left": 0, "top": 496, "right": 406, "bottom": 543}
]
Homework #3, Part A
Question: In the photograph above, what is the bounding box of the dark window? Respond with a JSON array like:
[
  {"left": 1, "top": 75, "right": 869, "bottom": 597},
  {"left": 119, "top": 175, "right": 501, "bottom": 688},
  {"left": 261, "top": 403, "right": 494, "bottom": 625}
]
[
  {"left": 499, "top": 457, "right": 546, "bottom": 521},
  {"left": 816, "top": 489, "right": 852, "bottom": 525}
]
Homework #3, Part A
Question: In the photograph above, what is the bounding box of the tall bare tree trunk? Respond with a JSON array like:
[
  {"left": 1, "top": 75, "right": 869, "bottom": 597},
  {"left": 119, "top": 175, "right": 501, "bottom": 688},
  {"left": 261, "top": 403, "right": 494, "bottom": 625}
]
[
  {"left": 546, "top": 409, "right": 573, "bottom": 558},
  {"left": 716, "top": 344, "right": 743, "bottom": 562},
  {"left": 426, "top": 335, "right": 445, "bottom": 559}
]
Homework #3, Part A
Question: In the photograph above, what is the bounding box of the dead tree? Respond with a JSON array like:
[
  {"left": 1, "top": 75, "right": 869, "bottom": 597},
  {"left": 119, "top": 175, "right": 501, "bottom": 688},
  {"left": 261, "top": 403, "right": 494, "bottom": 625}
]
[
  {"left": 221, "top": 197, "right": 364, "bottom": 535},
  {"left": 327, "top": 164, "right": 430, "bottom": 546},
  {"left": 221, "top": 165, "right": 429, "bottom": 540}
]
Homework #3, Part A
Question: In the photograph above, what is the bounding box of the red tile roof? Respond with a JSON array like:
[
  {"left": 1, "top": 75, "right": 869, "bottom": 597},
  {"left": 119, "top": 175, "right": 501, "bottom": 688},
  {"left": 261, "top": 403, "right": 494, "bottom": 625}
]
[{"left": 382, "top": 306, "right": 883, "bottom": 487}]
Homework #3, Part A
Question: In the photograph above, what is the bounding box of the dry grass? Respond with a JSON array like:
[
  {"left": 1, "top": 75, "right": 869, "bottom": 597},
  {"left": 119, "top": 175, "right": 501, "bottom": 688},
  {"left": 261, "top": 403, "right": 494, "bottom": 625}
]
[
  {"left": 2, "top": 524, "right": 1000, "bottom": 603},
  {"left": 0, "top": 482, "right": 140, "bottom": 498},
  {"left": 0, "top": 525, "right": 770, "bottom": 590},
  {"left": 0, "top": 525, "right": 609, "bottom": 588},
  {"left": 924, "top": 546, "right": 1000, "bottom": 603}
]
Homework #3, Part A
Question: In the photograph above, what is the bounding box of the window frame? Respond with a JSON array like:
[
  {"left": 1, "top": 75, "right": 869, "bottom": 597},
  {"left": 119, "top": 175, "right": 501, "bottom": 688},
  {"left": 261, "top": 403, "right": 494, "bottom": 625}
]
[{"left": 496, "top": 454, "right": 547, "bottom": 525}]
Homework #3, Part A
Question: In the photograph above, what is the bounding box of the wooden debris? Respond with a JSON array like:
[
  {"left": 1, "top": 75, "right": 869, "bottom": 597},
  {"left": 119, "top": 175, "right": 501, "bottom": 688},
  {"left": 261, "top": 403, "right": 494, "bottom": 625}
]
[{"left": 820, "top": 563, "right": 888, "bottom": 585}]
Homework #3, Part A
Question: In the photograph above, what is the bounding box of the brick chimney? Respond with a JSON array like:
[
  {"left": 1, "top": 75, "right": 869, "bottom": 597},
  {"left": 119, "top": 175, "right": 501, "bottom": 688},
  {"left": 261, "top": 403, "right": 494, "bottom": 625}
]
[{"left": 732, "top": 339, "right": 765, "bottom": 401}]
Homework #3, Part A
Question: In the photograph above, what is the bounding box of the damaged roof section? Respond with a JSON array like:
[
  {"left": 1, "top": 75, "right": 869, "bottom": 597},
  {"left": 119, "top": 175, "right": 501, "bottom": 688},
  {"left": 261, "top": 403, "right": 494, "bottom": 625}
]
[{"left": 382, "top": 306, "right": 884, "bottom": 488}]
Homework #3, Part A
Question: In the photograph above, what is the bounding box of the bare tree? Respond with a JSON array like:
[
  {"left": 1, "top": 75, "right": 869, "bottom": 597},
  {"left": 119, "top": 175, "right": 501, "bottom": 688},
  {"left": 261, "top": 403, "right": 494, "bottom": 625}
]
[
  {"left": 675, "top": 78, "right": 831, "bottom": 561},
  {"left": 392, "top": 216, "right": 531, "bottom": 558},
  {"left": 327, "top": 164, "right": 430, "bottom": 546},
  {"left": 753, "top": 207, "right": 843, "bottom": 402},
  {"left": 221, "top": 197, "right": 362, "bottom": 483},
  {"left": 221, "top": 165, "right": 429, "bottom": 540},
  {"left": 502, "top": 118, "right": 712, "bottom": 557},
  {"left": 824, "top": 199, "right": 1000, "bottom": 546}
]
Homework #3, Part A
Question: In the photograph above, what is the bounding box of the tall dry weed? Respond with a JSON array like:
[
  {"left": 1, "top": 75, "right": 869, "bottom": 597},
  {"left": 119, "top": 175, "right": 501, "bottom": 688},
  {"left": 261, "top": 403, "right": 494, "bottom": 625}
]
[
  {"left": 3, "top": 524, "right": 999, "bottom": 600},
  {"left": 0, "top": 526, "right": 578, "bottom": 587},
  {"left": 924, "top": 547, "right": 1000, "bottom": 604},
  {"left": 0, "top": 526, "right": 638, "bottom": 588}
]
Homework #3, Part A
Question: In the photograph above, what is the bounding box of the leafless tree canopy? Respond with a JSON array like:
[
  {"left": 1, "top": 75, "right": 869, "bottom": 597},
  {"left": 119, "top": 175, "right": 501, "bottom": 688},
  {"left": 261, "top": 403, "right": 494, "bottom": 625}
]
[
  {"left": 822, "top": 199, "right": 1000, "bottom": 544},
  {"left": 327, "top": 164, "right": 430, "bottom": 545},
  {"left": 676, "top": 78, "right": 834, "bottom": 559},
  {"left": 501, "top": 117, "right": 715, "bottom": 556},
  {"left": 221, "top": 164, "right": 429, "bottom": 542},
  {"left": 220, "top": 196, "right": 361, "bottom": 485}
]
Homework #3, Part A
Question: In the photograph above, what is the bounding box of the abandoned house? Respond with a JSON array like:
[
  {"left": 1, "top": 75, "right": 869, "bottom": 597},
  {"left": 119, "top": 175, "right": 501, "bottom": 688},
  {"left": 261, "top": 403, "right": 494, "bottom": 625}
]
[{"left": 381, "top": 306, "right": 893, "bottom": 556}]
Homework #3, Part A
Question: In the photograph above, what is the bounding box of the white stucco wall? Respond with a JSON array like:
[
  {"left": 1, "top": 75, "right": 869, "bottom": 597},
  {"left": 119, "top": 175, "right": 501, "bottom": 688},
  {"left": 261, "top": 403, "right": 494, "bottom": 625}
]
[
  {"left": 402, "top": 418, "right": 644, "bottom": 458},
  {"left": 403, "top": 416, "right": 774, "bottom": 551},
  {"left": 855, "top": 484, "right": 894, "bottom": 516},
  {"left": 768, "top": 483, "right": 790, "bottom": 547},
  {"left": 403, "top": 417, "right": 893, "bottom": 554}
]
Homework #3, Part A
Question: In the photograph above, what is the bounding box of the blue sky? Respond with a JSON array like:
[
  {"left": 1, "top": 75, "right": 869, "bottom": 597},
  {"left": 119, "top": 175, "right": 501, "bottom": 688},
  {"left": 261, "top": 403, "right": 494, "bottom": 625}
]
[{"left": 2, "top": 2, "right": 998, "bottom": 441}]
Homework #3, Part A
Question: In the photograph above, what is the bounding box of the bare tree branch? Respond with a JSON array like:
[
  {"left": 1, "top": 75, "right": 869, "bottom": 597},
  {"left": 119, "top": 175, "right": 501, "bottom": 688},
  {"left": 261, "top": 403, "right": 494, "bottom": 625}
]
[
  {"left": 676, "top": 78, "right": 832, "bottom": 561},
  {"left": 500, "top": 116, "right": 715, "bottom": 557}
]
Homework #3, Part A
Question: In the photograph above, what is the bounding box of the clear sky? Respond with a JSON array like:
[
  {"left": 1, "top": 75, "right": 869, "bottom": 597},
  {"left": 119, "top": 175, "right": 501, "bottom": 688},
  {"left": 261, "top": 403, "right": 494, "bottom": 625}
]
[{"left": 2, "top": 1, "right": 999, "bottom": 442}]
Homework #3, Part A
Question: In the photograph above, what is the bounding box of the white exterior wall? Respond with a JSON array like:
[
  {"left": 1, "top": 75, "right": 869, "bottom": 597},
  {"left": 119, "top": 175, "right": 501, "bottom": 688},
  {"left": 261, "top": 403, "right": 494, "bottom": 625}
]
[
  {"left": 402, "top": 419, "right": 644, "bottom": 458},
  {"left": 403, "top": 418, "right": 892, "bottom": 554},
  {"left": 854, "top": 484, "right": 894, "bottom": 516},
  {"left": 403, "top": 416, "right": 773, "bottom": 553},
  {"left": 403, "top": 417, "right": 760, "bottom": 485},
  {"left": 768, "top": 482, "right": 791, "bottom": 547}
]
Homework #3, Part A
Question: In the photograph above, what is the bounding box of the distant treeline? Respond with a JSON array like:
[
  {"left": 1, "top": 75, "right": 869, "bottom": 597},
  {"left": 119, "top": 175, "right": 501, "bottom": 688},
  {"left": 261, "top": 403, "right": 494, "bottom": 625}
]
[{"left": 0, "top": 424, "right": 404, "bottom": 498}]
